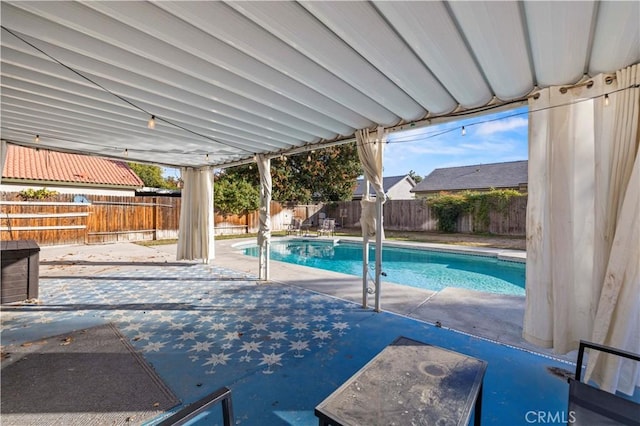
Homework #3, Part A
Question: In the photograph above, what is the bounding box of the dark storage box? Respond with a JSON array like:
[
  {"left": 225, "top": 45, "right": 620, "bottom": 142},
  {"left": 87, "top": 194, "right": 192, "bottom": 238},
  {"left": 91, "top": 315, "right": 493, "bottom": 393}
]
[{"left": 1, "top": 240, "right": 40, "bottom": 303}]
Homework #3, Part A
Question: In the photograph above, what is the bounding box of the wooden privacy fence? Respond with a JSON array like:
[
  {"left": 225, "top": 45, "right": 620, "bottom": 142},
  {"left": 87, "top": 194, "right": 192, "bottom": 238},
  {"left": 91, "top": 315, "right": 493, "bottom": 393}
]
[
  {"left": 1, "top": 195, "right": 182, "bottom": 245},
  {"left": 322, "top": 197, "right": 526, "bottom": 235},
  {"left": 0, "top": 193, "right": 317, "bottom": 246},
  {"left": 1, "top": 193, "right": 525, "bottom": 246}
]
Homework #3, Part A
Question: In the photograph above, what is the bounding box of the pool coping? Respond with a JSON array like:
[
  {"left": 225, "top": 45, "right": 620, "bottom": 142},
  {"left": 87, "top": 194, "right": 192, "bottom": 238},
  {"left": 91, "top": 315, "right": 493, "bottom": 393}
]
[{"left": 232, "top": 236, "right": 527, "bottom": 264}]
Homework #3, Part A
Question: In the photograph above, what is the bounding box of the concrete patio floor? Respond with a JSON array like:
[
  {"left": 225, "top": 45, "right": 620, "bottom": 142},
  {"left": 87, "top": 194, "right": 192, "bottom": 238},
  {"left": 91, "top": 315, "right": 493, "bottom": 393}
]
[{"left": 1, "top": 239, "right": 575, "bottom": 425}]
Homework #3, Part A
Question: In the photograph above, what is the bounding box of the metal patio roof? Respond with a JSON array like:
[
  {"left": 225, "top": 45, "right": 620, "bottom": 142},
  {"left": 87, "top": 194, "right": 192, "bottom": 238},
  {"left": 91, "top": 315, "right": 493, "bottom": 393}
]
[{"left": 1, "top": 1, "right": 638, "bottom": 168}]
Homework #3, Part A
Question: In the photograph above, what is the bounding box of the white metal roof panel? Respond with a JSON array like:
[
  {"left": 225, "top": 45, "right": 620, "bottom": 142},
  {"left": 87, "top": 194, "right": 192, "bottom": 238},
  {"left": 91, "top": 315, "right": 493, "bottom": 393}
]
[{"left": 1, "top": 0, "right": 637, "bottom": 168}]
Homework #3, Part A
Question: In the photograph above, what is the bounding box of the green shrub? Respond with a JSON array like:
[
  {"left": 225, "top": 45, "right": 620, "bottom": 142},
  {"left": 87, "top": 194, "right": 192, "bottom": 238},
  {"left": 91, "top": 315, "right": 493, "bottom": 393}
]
[
  {"left": 427, "top": 192, "right": 468, "bottom": 232},
  {"left": 18, "top": 188, "right": 59, "bottom": 201},
  {"left": 427, "top": 189, "right": 525, "bottom": 233}
]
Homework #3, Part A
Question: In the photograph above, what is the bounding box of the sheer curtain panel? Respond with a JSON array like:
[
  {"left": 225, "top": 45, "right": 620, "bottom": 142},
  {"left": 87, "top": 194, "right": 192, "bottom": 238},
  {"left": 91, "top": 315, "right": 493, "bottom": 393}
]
[
  {"left": 524, "top": 64, "right": 639, "bottom": 395},
  {"left": 177, "top": 167, "right": 215, "bottom": 263}
]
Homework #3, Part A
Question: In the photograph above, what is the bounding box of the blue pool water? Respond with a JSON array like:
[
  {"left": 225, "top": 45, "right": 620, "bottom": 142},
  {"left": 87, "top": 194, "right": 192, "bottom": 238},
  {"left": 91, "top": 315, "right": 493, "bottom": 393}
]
[{"left": 244, "top": 240, "right": 526, "bottom": 296}]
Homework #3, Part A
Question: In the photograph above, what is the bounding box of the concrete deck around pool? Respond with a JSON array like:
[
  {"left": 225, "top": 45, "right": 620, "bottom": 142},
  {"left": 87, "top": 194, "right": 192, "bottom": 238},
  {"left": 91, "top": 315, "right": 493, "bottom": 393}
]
[
  {"left": 1, "top": 239, "right": 576, "bottom": 425},
  {"left": 217, "top": 237, "right": 566, "bottom": 361}
]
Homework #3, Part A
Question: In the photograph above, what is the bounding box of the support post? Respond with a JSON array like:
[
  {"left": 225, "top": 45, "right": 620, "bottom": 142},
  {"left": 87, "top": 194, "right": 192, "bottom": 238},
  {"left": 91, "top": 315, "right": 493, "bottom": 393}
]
[
  {"left": 374, "top": 130, "right": 385, "bottom": 312},
  {"left": 264, "top": 201, "right": 270, "bottom": 280},
  {"left": 374, "top": 195, "right": 383, "bottom": 312},
  {"left": 257, "top": 155, "right": 272, "bottom": 281},
  {"left": 362, "top": 179, "right": 370, "bottom": 309}
]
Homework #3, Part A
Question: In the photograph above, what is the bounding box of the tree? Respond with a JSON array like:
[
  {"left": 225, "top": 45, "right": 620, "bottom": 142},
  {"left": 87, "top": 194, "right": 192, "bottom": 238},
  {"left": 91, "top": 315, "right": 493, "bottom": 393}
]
[
  {"left": 128, "top": 163, "right": 177, "bottom": 189},
  {"left": 408, "top": 170, "right": 423, "bottom": 183},
  {"left": 213, "top": 176, "right": 260, "bottom": 216},
  {"left": 220, "top": 143, "right": 362, "bottom": 204}
]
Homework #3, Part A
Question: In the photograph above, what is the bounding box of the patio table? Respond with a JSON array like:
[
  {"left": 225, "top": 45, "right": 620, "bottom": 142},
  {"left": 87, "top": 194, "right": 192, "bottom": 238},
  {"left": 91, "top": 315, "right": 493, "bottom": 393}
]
[{"left": 314, "top": 336, "right": 487, "bottom": 426}]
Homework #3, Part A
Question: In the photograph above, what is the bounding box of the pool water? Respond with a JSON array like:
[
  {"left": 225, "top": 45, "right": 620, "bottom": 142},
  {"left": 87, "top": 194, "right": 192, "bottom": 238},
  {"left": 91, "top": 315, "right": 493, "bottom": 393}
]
[{"left": 243, "top": 240, "right": 526, "bottom": 296}]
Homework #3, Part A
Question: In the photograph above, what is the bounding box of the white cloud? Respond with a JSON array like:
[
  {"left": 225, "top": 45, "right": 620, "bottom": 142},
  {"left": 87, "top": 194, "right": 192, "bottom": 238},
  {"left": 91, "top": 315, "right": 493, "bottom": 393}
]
[
  {"left": 474, "top": 116, "right": 527, "bottom": 136},
  {"left": 458, "top": 139, "right": 518, "bottom": 153}
]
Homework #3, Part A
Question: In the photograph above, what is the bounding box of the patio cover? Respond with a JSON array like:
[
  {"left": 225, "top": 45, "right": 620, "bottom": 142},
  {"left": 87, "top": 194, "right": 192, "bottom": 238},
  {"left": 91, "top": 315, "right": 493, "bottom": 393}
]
[
  {"left": 1, "top": 0, "right": 639, "bottom": 392},
  {"left": 1, "top": 1, "right": 638, "bottom": 168}
]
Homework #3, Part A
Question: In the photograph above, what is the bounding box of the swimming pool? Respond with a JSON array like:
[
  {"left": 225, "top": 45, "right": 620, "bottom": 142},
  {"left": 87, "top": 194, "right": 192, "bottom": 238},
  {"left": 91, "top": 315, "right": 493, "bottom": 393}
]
[{"left": 243, "top": 240, "right": 526, "bottom": 296}]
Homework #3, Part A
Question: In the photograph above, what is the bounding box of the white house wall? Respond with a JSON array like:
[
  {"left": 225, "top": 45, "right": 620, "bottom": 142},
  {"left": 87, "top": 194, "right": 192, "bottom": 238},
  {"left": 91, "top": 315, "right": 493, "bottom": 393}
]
[
  {"left": 386, "top": 178, "right": 416, "bottom": 200},
  {"left": 0, "top": 183, "right": 137, "bottom": 197}
]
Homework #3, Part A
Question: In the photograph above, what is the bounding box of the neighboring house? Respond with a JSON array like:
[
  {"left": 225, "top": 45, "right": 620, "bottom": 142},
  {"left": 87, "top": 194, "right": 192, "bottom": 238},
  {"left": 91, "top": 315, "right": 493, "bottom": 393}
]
[
  {"left": 1, "top": 144, "right": 144, "bottom": 197},
  {"left": 353, "top": 174, "right": 416, "bottom": 200},
  {"left": 411, "top": 160, "right": 528, "bottom": 197}
]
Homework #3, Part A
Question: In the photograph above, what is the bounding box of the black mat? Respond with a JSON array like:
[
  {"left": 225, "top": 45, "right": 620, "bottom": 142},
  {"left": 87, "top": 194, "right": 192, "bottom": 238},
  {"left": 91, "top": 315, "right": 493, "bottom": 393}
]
[{"left": 1, "top": 323, "right": 179, "bottom": 425}]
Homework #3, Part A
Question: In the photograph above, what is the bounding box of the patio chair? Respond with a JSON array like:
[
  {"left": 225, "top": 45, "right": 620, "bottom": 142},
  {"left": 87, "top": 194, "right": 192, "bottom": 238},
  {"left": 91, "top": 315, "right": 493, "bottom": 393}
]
[
  {"left": 286, "top": 218, "right": 302, "bottom": 236},
  {"left": 568, "top": 340, "right": 640, "bottom": 426},
  {"left": 317, "top": 219, "right": 335, "bottom": 237}
]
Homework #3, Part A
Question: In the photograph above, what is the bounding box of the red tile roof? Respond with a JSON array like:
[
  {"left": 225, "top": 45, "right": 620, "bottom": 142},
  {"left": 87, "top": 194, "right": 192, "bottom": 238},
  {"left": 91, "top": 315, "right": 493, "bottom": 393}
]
[{"left": 2, "top": 144, "right": 144, "bottom": 188}]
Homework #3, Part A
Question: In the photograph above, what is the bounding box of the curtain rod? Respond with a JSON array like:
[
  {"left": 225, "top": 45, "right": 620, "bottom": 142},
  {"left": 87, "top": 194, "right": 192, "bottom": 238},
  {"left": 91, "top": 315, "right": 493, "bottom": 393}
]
[{"left": 559, "top": 74, "right": 616, "bottom": 93}]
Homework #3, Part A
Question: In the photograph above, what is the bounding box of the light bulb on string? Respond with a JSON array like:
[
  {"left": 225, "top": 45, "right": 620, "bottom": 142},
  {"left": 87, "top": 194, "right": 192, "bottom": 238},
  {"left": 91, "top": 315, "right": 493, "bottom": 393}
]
[
  {"left": 461, "top": 126, "right": 466, "bottom": 136},
  {"left": 147, "top": 115, "right": 156, "bottom": 129},
  {"left": 205, "top": 154, "right": 209, "bottom": 162},
  {"left": 34, "top": 134, "right": 40, "bottom": 143},
  {"left": 604, "top": 94, "right": 610, "bottom": 107},
  {"left": 124, "top": 148, "right": 128, "bottom": 158}
]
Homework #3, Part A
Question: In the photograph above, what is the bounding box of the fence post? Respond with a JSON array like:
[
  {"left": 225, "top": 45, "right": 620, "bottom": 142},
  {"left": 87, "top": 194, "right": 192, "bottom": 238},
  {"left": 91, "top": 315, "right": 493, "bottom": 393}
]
[
  {"left": 153, "top": 197, "right": 158, "bottom": 240},
  {"left": 84, "top": 203, "right": 90, "bottom": 244}
]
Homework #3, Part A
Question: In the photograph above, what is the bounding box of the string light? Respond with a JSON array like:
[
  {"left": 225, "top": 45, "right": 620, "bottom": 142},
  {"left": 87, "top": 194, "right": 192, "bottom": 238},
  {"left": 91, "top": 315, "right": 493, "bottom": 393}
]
[
  {"left": 124, "top": 148, "right": 128, "bottom": 157},
  {"left": 34, "top": 134, "right": 40, "bottom": 143},
  {"left": 147, "top": 115, "right": 156, "bottom": 129},
  {"left": 205, "top": 154, "right": 209, "bottom": 161},
  {"left": 604, "top": 94, "right": 610, "bottom": 106},
  {"left": 461, "top": 126, "right": 466, "bottom": 136}
]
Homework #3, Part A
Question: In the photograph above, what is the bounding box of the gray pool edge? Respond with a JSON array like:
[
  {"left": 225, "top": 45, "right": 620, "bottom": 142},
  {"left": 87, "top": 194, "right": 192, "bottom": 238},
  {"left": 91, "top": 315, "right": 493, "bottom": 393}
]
[{"left": 232, "top": 236, "right": 527, "bottom": 263}]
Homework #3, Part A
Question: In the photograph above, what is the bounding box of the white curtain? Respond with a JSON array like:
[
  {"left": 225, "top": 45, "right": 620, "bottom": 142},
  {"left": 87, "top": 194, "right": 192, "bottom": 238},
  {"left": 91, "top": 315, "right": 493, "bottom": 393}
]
[
  {"left": 256, "top": 154, "right": 271, "bottom": 280},
  {"left": 356, "top": 127, "right": 386, "bottom": 312},
  {"left": 177, "top": 166, "right": 215, "bottom": 263},
  {"left": 355, "top": 127, "right": 386, "bottom": 238},
  {"left": 524, "top": 64, "right": 639, "bottom": 395}
]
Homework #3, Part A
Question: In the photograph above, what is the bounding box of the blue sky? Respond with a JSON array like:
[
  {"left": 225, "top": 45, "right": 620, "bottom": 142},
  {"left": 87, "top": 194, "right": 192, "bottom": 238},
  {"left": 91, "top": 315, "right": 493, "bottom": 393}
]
[
  {"left": 164, "top": 105, "right": 529, "bottom": 179},
  {"left": 384, "top": 105, "right": 529, "bottom": 179}
]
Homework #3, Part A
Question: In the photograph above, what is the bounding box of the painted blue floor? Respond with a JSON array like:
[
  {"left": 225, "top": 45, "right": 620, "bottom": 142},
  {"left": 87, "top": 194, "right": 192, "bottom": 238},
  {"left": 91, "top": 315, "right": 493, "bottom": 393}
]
[{"left": 0, "top": 263, "right": 573, "bottom": 425}]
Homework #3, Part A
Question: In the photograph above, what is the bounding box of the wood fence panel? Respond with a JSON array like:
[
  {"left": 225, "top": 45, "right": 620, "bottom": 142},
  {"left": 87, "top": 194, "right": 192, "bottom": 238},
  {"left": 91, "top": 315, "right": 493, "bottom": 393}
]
[
  {"left": 384, "top": 199, "right": 434, "bottom": 231},
  {"left": 1, "top": 201, "right": 89, "bottom": 245},
  {"left": 2, "top": 191, "right": 526, "bottom": 246},
  {"left": 153, "top": 196, "right": 180, "bottom": 239},
  {"left": 87, "top": 195, "right": 181, "bottom": 243},
  {"left": 488, "top": 196, "right": 527, "bottom": 235},
  {"left": 217, "top": 211, "right": 249, "bottom": 235},
  {"left": 324, "top": 198, "right": 525, "bottom": 235}
]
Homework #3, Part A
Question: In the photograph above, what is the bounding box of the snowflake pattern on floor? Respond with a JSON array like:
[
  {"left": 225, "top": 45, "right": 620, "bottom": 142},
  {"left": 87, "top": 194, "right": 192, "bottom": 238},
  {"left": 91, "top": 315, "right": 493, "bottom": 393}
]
[{"left": 0, "top": 265, "right": 356, "bottom": 378}]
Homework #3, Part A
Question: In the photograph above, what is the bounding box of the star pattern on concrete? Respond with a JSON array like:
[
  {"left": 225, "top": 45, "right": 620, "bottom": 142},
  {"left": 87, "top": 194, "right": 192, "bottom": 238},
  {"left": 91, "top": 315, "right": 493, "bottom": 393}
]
[{"left": 1, "top": 264, "right": 359, "bottom": 379}]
